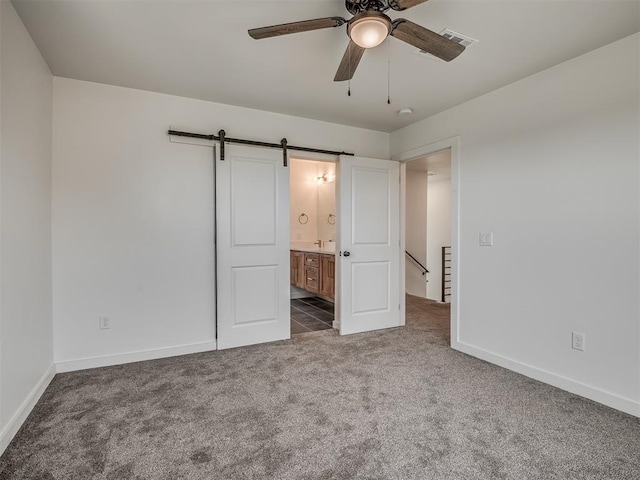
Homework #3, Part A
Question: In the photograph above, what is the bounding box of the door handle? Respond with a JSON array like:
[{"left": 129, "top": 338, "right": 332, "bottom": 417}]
[{"left": 343, "top": 251, "right": 351, "bottom": 257}]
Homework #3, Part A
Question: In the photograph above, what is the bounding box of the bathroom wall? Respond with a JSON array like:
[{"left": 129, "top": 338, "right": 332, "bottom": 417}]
[
  {"left": 290, "top": 159, "right": 335, "bottom": 244},
  {"left": 317, "top": 169, "right": 336, "bottom": 243}
]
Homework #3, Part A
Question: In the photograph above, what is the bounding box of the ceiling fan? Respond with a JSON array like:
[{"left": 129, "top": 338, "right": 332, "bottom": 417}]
[{"left": 248, "top": 0, "right": 465, "bottom": 82}]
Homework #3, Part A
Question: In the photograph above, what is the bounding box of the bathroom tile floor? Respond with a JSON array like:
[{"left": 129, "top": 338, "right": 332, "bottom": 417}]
[
  {"left": 290, "top": 285, "right": 315, "bottom": 300},
  {"left": 290, "top": 297, "right": 334, "bottom": 334}
]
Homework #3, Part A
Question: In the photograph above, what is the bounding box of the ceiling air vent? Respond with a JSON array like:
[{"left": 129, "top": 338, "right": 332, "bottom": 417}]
[{"left": 415, "top": 28, "right": 478, "bottom": 62}]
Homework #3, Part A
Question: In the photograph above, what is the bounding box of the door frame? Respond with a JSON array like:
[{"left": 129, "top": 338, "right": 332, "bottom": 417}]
[{"left": 394, "top": 136, "right": 461, "bottom": 348}]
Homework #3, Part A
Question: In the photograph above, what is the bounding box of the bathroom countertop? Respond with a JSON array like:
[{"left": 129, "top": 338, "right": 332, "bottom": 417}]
[{"left": 290, "top": 244, "right": 336, "bottom": 255}]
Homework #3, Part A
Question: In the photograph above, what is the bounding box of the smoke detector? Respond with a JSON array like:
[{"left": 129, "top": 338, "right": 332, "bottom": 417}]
[
  {"left": 415, "top": 28, "right": 478, "bottom": 62},
  {"left": 397, "top": 108, "right": 413, "bottom": 117}
]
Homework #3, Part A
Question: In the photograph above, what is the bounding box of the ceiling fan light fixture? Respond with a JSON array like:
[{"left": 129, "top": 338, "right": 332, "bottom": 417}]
[{"left": 348, "top": 13, "right": 391, "bottom": 49}]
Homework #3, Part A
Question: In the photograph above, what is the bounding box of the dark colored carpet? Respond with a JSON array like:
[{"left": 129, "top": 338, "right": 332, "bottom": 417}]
[{"left": 1, "top": 295, "right": 639, "bottom": 479}]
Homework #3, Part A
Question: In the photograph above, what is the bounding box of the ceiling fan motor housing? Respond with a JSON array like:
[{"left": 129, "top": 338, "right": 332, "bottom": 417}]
[{"left": 346, "top": 0, "right": 394, "bottom": 15}]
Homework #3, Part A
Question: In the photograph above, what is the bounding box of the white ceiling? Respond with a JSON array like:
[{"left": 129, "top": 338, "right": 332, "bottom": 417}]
[{"left": 12, "top": 0, "right": 640, "bottom": 132}]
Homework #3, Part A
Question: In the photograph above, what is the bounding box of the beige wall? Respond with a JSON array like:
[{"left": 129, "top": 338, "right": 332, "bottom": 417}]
[{"left": 290, "top": 159, "right": 335, "bottom": 244}]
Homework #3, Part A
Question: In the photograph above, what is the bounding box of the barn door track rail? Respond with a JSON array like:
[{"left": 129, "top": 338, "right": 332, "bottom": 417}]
[{"left": 167, "top": 129, "right": 354, "bottom": 166}]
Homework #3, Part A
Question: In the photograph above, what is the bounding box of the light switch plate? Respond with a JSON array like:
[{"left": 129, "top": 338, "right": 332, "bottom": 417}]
[
  {"left": 99, "top": 315, "right": 111, "bottom": 330},
  {"left": 479, "top": 232, "right": 493, "bottom": 246}
]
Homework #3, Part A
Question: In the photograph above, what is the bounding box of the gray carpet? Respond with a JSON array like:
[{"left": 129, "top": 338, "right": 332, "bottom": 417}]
[{"left": 1, "top": 294, "right": 639, "bottom": 479}]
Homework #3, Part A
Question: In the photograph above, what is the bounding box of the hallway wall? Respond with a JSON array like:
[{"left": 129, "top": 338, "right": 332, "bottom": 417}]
[
  {"left": 426, "top": 176, "right": 452, "bottom": 302},
  {"left": 405, "top": 169, "right": 427, "bottom": 297}
]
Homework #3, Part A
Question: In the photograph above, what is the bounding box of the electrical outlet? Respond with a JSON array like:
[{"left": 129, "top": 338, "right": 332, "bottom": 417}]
[
  {"left": 99, "top": 315, "right": 111, "bottom": 330},
  {"left": 572, "top": 331, "right": 585, "bottom": 351}
]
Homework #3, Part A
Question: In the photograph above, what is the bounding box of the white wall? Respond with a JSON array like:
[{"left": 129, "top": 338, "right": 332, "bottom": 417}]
[
  {"left": 426, "top": 176, "right": 452, "bottom": 302},
  {"left": 392, "top": 33, "right": 640, "bottom": 415},
  {"left": 405, "top": 169, "right": 427, "bottom": 297},
  {"left": 53, "top": 78, "right": 389, "bottom": 370},
  {"left": 0, "top": 1, "right": 54, "bottom": 454}
]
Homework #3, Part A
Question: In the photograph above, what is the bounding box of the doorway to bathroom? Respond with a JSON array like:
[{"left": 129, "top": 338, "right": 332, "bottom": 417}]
[{"left": 289, "top": 158, "right": 337, "bottom": 335}]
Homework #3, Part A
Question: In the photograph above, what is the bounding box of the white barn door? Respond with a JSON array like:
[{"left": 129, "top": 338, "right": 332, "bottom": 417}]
[
  {"left": 337, "top": 156, "right": 400, "bottom": 335},
  {"left": 216, "top": 145, "right": 290, "bottom": 349}
]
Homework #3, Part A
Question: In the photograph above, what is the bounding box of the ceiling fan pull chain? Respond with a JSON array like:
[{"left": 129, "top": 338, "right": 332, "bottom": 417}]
[
  {"left": 387, "top": 37, "right": 391, "bottom": 105},
  {"left": 348, "top": 42, "right": 352, "bottom": 97}
]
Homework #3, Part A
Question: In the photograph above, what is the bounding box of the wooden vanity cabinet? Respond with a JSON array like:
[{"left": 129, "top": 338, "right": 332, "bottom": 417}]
[
  {"left": 303, "top": 253, "right": 320, "bottom": 294},
  {"left": 290, "top": 251, "right": 304, "bottom": 288},
  {"left": 320, "top": 255, "right": 335, "bottom": 299},
  {"left": 290, "top": 250, "right": 335, "bottom": 300}
]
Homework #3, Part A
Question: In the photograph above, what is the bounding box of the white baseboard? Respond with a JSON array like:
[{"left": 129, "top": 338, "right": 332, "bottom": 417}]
[
  {"left": 55, "top": 340, "right": 218, "bottom": 373},
  {"left": 452, "top": 340, "right": 640, "bottom": 418},
  {"left": 0, "top": 364, "right": 56, "bottom": 456}
]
